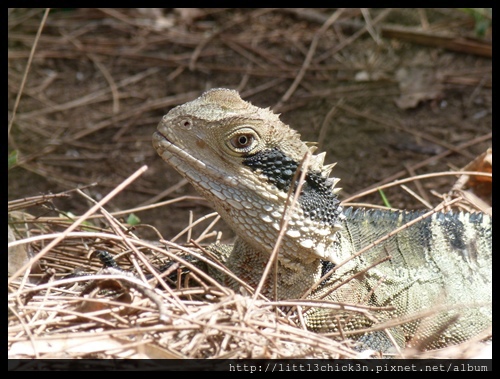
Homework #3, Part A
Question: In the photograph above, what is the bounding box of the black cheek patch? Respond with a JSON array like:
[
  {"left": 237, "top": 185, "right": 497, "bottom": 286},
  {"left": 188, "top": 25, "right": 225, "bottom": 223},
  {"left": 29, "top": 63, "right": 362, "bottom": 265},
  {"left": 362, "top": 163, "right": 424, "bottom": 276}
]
[
  {"left": 243, "top": 147, "right": 298, "bottom": 191},
  {"left": 243, "top": 148, "right": 342, "bottom": 227}
]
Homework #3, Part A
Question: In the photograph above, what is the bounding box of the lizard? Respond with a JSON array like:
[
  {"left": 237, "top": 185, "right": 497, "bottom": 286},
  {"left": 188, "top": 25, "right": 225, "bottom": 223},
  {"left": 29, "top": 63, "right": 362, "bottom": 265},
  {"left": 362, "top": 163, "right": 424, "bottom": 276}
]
[{"left": 152, "top": 88, "right": 492, "bottom": 352}]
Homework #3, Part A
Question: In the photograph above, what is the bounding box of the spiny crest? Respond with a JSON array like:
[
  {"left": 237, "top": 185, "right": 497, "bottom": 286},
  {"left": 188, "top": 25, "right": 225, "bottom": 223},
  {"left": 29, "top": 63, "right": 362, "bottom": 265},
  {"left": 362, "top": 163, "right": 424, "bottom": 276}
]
[
  {"left": 308, "top": 151, "right": 341, "bottom": 194},
  {"left": 303, "top": 143, "right": 341, "bottom": 192}
]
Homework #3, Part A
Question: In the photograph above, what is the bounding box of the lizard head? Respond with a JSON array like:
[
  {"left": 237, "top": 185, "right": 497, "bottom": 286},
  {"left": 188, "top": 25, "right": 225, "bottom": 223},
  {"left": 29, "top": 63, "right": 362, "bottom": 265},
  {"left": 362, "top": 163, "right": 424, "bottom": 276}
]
[{"left": 153, "top": 88, "right": 344, "bottom": 263}]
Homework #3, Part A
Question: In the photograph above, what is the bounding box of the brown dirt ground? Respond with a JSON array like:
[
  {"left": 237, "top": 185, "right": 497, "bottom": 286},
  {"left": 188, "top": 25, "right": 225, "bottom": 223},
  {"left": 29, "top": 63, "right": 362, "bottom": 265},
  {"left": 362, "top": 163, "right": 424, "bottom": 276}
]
[
  {"left": 8, "top": 8, "right": 492, "bottom": 360},
  {"left": 8, "top": 8, "right": 491, "bottom": 242}
]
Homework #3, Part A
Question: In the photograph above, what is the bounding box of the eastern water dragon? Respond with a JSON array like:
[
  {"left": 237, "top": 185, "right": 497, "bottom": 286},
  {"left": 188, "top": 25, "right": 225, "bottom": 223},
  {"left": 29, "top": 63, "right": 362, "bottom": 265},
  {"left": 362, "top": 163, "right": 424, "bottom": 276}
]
[{"left": 152, "top": 88, "right": 491, "bottom": 352}]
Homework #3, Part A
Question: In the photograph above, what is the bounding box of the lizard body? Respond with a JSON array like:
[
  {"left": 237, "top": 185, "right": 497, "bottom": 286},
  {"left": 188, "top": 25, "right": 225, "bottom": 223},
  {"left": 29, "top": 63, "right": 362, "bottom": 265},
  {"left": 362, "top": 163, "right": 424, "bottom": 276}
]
[{"left": 153, "top": 88, "right": 491, "bottom": 351}]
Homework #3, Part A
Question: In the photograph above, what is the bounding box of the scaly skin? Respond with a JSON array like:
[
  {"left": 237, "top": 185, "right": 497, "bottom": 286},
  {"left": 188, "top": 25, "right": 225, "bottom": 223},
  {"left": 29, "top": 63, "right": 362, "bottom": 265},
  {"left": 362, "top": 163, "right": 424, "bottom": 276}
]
[{"left": 153, "top": 88, "right": 491, "bottom": 351}]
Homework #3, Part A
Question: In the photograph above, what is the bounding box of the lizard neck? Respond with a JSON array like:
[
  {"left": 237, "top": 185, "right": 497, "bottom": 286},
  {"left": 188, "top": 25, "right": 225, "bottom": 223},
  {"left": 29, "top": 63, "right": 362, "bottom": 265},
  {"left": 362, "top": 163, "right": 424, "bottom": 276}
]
[{"left": 225, "top": 237, "right": 323, "bottom": 300}]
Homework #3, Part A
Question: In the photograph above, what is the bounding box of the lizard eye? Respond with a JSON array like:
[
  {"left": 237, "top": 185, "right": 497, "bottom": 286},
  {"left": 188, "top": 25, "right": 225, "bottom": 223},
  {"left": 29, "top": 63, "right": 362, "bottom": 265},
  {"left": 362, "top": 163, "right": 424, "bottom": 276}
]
[
  {"left": 230, "top": 134, "right": 253, "bottom": 148},
  {"left": 226, "top": 128, "right": 260, "bottom": 155}
]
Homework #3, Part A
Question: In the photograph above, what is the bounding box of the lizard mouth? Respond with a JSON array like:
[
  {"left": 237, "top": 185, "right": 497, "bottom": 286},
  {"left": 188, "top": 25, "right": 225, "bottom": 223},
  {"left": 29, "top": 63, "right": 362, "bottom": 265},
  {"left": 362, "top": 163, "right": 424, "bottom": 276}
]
[
  {"left": 152, "top": 131, "right": 178, "bottom": 155},
  {"left": 152, "top": 130, "right": 184, "bottom": 161},
  {"left": 152, "top": 130, "right": 231, "bottom": 184},
  {"left": 152, "top": 131, "right": 171, "bottom": 144}
]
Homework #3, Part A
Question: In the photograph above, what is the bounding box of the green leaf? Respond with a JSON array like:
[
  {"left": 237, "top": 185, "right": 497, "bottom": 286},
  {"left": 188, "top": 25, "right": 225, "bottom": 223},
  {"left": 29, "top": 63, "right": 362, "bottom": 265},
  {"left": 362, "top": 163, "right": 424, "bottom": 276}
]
[
  {"left": 127, "top": 213, "right": 140, "bottom": 226},
  {"left": 8, "top": 150, "right": 18, "bottom": 169},
  {"left": 59, "top": 211, "right": 94, "bottom": 231},
  {"left": 378, "top": 188, "right": 392, "bottom": 208},
  {"left": 459, "top": 8, "right": 491, "bottom": 37}
]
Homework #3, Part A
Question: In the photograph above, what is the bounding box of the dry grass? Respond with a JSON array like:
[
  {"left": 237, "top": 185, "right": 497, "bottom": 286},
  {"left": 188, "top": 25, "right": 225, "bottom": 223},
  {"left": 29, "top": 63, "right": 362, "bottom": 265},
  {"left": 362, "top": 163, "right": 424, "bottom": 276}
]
[
  {"left": 8, "top": 166, "right": 491, "bottom": 359},
  {"left": 8, "top": 182, "right": 364, "bottom": 359}
]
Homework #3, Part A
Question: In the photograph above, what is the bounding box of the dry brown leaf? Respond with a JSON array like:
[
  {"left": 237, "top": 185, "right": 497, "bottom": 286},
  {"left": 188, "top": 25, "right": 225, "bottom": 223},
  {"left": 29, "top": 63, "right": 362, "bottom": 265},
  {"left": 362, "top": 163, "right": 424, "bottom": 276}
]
[
  {"left": 394, "top": 67, "right": 444, "bottom": 109},
  {"left": 451, "top": 148, "right": 492, "bottom": 212}
]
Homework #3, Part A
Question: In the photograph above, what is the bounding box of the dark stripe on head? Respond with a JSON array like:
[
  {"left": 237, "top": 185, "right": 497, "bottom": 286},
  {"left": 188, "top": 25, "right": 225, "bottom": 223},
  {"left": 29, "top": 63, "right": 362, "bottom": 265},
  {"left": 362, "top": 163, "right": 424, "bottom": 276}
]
[
  {"left": 320, "top": 260, "right": 335, "bottom": 286},
  {"left": 437, "top": 212, "right": 466, "bottom": 251},
  {"left": 243, "top": 148, "right": 342, "bottom": 226}
]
